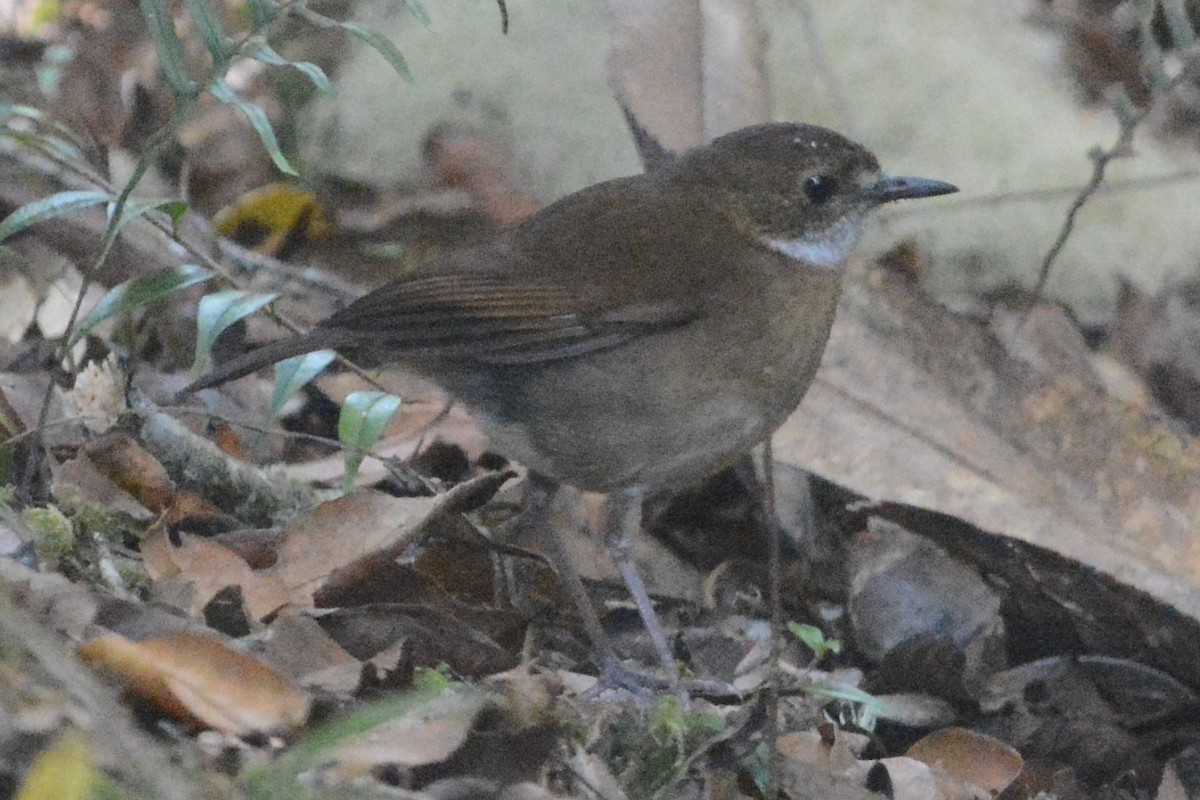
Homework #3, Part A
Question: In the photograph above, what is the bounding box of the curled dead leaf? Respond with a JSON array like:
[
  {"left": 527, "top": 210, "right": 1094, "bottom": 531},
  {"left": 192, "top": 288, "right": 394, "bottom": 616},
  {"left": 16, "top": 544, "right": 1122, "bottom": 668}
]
[
  {"left": 84, "top": 433, "right": 174, "bottom": 515},
  {"left": 906, "top": 727, "right": 1023, "bottom": 796},
  {"left": 79, "top": 632, "right": 310, "bottom": 736}
]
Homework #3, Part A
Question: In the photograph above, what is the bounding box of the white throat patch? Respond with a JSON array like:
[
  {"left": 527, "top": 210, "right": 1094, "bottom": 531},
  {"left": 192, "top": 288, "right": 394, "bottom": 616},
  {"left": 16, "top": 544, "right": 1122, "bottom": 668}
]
[{"left": 760, "top": 213, "right": 863, "bottom": 272}]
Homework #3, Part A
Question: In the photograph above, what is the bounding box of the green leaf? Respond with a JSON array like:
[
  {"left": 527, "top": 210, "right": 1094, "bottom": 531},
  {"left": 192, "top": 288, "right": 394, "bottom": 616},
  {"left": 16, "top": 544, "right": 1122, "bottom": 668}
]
[
  {"left": 295, "top": 8, "right": 414, "bottom": 84},
  {"left": 0, "top": 190, "right": 111, "bottom": 242},
  {"left": 245, "top": 40, "right": 333, "bottom": 93},
  {"left": 184, "top": 0, "right": 230, "bottom": 68},
  {"left": 139, "top": 0, "right": 198, "bottom": 96},
  {"left": 191, "top": 289, "right": 278, "bottom": 376},
  {"left": 161, "top": 200, "right": 189, "bottom": 233},
  {"left": 111, "top": 198, "right": 189, "bottom": 238},
  {"left": 72, "top": 264, "right": 213, "bottom": 346},
  {"left": 0, "top": 103, "right": 91, "bottom": 157},
  {"left": 806, "top": 681, "right": 890, "bottom": 729},
  {"left": 270, "top": 350, "right": 336, "bottom": 420},
  {"left": 340, "top": 21, "right": 414, "bottom": 83},
  {"left": 210, "top": 79, "right": 298, "bottom": 176},
  {"left": 402, "top": 0, "right": 430, "bottom": 26},
  {"left": 338, "top": 390, "right": 401, "bottom": 490},
  {"left": 787, "top": 622, "right": 842, "bottom": 659},
  {"left": 5, "top": 129, "right": 89, "bottom": 169}
]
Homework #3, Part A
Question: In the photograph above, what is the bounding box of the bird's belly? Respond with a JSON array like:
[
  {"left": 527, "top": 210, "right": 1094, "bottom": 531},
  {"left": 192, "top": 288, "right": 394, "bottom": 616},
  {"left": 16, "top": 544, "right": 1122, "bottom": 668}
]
[
  {"left": 460, "top": 333, "right": 825, "bottom": 493},
  {"left": 473, "top": 388, "right": 775, "bottom": 492},
  {"left": 441, "top": 265, "right": 840, "bottom": 493}
]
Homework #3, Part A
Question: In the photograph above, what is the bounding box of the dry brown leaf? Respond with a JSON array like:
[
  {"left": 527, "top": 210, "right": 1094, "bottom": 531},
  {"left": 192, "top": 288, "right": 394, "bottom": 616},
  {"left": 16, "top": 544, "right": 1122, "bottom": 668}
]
[
  {"left": 777, "top": 725, "right": 866, "bottom": 775},
  {"left": 318, "top": 604, "right": 518, "bottom": 678},
  {"left": 84, "top": 433, "right": 175, "bottom": 515},
  {"left": 51, "top": 454, "right": 153, "bottom": 521},
  {"left": 140, "top": 531, "right": 289, "bottom": 622},
  {"left": 906, "top": 727, "right": 1023, "bottom": 797},
  {"left": 264, "top": 491, "right": 439, "bottom": 608},
  {"left": 56, "top": 435, "right": 231, "bottom": 530},
  {"left": 79, "top": 632, "right": 310, "bottom": 736},
  {"left": 141, "top": 492, "right": 443, "bottom": 622},
  {"left": 327, "top": 687, "right": 485, "bottom": 777},
  {"left": 259, "top": 611, "right": 359, "bottom": 686}
]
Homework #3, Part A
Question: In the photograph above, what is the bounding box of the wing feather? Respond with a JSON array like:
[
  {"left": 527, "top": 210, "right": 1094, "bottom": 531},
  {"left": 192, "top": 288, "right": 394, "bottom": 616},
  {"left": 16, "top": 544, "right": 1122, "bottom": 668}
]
[{"left": 322, "top": 271, "right": 694, "bottom": 366}]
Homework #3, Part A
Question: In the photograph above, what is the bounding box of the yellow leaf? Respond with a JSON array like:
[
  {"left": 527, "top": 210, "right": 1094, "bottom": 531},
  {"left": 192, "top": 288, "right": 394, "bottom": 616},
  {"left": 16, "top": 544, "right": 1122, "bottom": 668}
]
[
  {"left": 213, "top": 183, "right": 331, "bottom": 257},
  {"left": 15, "top": 728, "right": 95, "bottom": 800}
]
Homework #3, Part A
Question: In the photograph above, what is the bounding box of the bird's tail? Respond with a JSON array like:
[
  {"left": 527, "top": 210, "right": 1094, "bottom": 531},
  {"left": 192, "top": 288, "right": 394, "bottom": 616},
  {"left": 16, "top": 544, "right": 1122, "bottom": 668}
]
[{"left": 182, "top": 329, "right": 345, "bottom": 393}]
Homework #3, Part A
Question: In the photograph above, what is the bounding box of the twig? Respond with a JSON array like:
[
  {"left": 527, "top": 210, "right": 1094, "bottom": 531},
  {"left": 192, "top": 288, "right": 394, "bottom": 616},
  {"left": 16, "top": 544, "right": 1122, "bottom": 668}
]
[
  {"left": 167, "top": 404, "right": 439, "bottom": 496},
  {"left": 1032, "top": 138, "right": 1129, "bottom": 298},
  {"left": 1033, "top": 0, "right": 1198, "bottom": 298}
]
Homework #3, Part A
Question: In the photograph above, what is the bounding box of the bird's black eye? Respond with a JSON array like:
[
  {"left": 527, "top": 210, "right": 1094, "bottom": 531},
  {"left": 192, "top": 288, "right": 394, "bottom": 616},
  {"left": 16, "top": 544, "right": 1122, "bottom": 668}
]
[{"left": 803, "top": 175, "right": 836, "bottom": 205}]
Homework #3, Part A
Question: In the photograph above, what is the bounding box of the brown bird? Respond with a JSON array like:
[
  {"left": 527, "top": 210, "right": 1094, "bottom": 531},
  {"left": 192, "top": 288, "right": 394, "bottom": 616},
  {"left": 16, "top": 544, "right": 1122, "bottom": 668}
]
[{"left": 186, "top": 122, "right": 956, "bottom": 689}]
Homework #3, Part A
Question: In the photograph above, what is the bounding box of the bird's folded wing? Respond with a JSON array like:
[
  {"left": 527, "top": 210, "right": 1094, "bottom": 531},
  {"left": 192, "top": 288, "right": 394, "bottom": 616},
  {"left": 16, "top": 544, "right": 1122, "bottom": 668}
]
[{"left": 322, "top": 273, "right": 696, "bottom": 366}]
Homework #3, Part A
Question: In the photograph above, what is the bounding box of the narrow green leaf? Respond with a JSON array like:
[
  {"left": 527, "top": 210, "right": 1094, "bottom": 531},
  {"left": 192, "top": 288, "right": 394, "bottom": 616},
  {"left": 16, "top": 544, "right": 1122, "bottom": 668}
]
[
  {"left": 293, "top": 10, "right": 412, "bottom": 83},
  {"left": 209, "top": 79, "right": 298, "bottom": 176},
  {"left": 340, "top": 21, "right": 414, "bottom": 83},
  {"left": 138, "top": 0, "right": 198, "bottom": 96},
  {"left": 72, "top": 264, "right": 213, "bottom": 346},
  {"left": 805, "top": 683, "right": 890, "bottom": 715},
  {"left": 271, "top": 350, "right": 336, "bottom": 420},
  {"left": 402, "top": 0, "right": 430, "bottom": 26},
  {"left": 338, "top": 390, "right": 401, "bottom": 490},
  {"left": 191, "top": 290, "right": 278, "bottom": 376},
  {"left": 4, "top": 130, "right": 88, "bottom": 168},
  {"left": 0, "top": 103, "right": 92, "bottom": 155},
  {"left": 183, "top": 0, "right": 230, "bottom": 69},
  {"left": 245, "top": 41, "right": 333, "bottom": 93},
  {"left": 110, "top": 198, "right": 189, "bottom": 238},
  {"left": 0, "top": 190, "right": 110, "bottom": 242}
]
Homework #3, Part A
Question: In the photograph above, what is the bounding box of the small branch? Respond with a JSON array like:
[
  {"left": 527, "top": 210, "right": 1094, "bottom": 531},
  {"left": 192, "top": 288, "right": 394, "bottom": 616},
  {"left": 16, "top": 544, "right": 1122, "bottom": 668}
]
[
  {"left": 1033, "top": 0, "right": 1198, "bottom": 298},
  {"left": 1032, "top": 137, "right": 1130, "bottom": 297}
]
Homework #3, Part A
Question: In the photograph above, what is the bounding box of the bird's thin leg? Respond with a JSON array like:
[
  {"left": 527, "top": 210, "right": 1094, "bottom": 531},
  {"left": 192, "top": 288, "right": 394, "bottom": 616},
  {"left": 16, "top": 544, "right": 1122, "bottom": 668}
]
[
  {"left": 761, "top": 439, "right": 782, "bottom": 800},
  {"left": 604, "top": 486, "right": 683, "bottom": 697},
  {"left": 525, "top": 473, "right": 621, "bottom": 668},
  {"left": 527, "top": 476, "right": 737, "bottom": 702}
]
